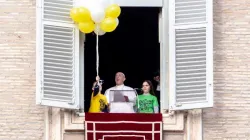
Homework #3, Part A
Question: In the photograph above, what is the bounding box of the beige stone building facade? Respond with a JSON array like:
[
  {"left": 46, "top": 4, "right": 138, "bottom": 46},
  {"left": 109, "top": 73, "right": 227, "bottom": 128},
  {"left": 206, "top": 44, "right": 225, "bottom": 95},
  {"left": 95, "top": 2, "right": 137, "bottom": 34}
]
[{"left": 0, "top": 0, "right": 250, "bottom": 140}]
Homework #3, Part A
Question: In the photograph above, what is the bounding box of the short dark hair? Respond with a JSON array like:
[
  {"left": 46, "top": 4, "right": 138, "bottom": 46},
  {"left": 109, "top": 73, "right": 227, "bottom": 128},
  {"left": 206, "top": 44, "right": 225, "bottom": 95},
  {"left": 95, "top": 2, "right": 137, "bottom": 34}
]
[{"left": 153, "top": 70, "right": 160, "bottom": 77}]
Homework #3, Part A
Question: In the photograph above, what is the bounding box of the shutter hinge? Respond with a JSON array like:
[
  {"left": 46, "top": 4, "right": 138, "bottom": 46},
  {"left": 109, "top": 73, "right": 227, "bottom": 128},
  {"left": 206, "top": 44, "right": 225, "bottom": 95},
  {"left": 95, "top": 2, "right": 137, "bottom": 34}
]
[
  {"left": 175, "top": 102, "right": 182, "bottom": 107},
  {"left": 40, "top": 86, "right": 43, "bottom": 101},
  {"left": 68, "top": 95, "right": 75, "bottom": 105},
  {"left": 68, "top": 96, "right": 75, "bottom": 105},
  {"left": 40, "top": 81, "right": 43, "bottom": 91},
  {"left": 36, "top": 5, "right": 42, "bottom": 8},
  {"left": 71, "top": 98, "right": 75, "bottom": 104},
  {"left": 40, "top": 80, "right": 44, "bottom": 101}
]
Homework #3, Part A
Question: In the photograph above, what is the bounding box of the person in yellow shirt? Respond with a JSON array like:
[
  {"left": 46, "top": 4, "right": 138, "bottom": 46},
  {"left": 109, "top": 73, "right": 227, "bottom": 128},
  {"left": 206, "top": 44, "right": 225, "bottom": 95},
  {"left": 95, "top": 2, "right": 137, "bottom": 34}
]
[{"left": 89, "top": 76, "right": 108, "bottom": 113}]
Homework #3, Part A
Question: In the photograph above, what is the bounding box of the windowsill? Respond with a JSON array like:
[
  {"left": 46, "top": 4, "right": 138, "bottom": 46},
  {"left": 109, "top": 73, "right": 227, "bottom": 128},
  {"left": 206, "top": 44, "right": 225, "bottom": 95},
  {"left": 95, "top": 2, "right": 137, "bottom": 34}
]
[
  {"left": 77, "top": 112, "right": 85, "bottom": 117},
  {"left": 64, "top": 111, "right": 184, "bottom": 131}
]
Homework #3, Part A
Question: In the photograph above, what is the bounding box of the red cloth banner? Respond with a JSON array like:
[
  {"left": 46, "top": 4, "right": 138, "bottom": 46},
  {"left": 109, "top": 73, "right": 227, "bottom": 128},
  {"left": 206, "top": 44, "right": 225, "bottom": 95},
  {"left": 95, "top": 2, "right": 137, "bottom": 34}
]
[{"left": 85, "top": 113, "right": 162, "bottom": 140}]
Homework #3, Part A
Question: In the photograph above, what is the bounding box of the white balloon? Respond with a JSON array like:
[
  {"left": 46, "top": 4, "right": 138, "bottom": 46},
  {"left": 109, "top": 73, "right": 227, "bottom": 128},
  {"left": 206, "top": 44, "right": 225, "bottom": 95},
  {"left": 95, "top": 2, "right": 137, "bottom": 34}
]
[
  {"left": 75, "top": 0, "right": 80, "bottom": 6},
  {"left": 90, "top": 5, "right": 105, "bottom": 23},
  {"left": 76, "top": 0, "right": 89, "bottom": 8},
  {"left": 86, "top": 0, "right": 95, "bottom": 9},
  {"left": 94, "top": 25, "right": 106, "bottom": 35},
  {"left": 99, "top": 0, "right": 110, "bottom": 9},
  {"left": 116, "top": 18, "right": 119, "bottom": 26}
]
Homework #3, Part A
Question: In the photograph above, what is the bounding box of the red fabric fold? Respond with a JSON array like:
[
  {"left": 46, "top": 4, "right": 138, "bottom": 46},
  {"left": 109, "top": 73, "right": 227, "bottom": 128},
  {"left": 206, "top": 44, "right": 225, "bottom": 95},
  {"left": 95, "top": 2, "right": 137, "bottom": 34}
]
[{"left": 85, "top": 113, "right": 162, "bottom": 140}]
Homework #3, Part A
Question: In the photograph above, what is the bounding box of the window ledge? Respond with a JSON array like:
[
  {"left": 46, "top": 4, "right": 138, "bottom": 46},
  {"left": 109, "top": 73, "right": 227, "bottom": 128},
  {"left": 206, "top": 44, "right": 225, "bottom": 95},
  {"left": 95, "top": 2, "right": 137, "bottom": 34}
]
[
  {"left": 77, "top": 112, "right": 85, "bottom": 117},
  {"left": 64, "top": 110, "right": 85, "bottom": 131},
  {"left": 162, "top": 111, "right": 184, "bottom": 131},
  {"left": 64, "top": 111, "right": 184, "bottom": 131}
]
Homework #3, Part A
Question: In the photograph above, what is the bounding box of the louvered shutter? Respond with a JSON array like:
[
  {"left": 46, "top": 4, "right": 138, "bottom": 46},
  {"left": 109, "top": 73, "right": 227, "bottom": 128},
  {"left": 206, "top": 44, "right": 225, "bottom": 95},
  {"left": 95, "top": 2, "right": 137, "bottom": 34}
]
[
  {"left": 168, "top": 0, "right": 213, "bottom": 110},
  {"left": 36, "top": 0, "right": 80, "bottom": 109}
]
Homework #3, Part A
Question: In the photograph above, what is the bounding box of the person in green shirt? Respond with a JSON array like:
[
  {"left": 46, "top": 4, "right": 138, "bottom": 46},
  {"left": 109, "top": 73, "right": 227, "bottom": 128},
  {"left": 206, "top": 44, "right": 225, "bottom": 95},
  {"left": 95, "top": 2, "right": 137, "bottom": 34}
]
[{"left": 136, "top": 80, "right": 159, "bottom": 113}]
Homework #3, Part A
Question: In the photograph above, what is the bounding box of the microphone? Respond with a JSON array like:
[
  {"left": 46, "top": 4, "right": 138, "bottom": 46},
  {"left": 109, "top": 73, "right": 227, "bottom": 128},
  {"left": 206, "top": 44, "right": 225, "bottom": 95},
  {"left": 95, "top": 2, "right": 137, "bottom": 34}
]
[
  {"left": 133, "top": 88, "right": 141, "bottom": 112},
  {"left": 134, "top": 88, "right": 142, "bottom": 91}
]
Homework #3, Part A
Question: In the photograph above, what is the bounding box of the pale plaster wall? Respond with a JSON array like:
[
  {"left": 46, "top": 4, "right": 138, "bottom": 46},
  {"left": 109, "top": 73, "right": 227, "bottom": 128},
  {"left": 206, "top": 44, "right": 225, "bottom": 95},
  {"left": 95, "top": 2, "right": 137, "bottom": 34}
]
[
  {"left": 0, "top": 0, "right": 44, "bottom": 139},
  {"left": 203, "top": 1, "right": 250, "bottom": 139}
]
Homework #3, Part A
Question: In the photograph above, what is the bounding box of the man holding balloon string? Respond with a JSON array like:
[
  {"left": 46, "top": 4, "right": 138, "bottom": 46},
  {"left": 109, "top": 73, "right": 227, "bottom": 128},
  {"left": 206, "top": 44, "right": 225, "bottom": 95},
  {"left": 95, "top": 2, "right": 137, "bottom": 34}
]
[
  {"left": 69, "top": 1, "right": 122, "bottom": 113},
  {"left": 70, "top": 2, "right": 121, "bottom": 35}
]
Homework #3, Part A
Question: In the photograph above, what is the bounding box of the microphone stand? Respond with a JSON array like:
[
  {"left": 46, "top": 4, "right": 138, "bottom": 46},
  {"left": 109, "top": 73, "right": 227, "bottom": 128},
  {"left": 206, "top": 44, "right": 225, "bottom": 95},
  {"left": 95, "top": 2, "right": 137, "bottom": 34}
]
[{"left": 134, "top": 88, "right": 141, "bottom": 112}]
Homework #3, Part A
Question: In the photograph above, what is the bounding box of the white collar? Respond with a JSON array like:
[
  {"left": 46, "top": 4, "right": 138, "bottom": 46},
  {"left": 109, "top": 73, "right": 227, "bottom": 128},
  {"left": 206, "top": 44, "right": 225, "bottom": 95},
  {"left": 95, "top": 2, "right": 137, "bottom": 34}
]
[
  {"left": 116, "top": 84, "right": 124, "bottom": 87},
  {"left": 115, "top": 84, "right": 125, "bottom": 89}
]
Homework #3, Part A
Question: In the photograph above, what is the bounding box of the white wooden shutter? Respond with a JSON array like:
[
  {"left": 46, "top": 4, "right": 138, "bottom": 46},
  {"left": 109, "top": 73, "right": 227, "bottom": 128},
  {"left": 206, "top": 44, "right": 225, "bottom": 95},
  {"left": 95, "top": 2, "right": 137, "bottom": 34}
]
[
  {"left": 36, "top": 0, "right": 80, "bottom": 109},
  {"left": 168, "top": 0, "right": 213, "bottom": 110}
]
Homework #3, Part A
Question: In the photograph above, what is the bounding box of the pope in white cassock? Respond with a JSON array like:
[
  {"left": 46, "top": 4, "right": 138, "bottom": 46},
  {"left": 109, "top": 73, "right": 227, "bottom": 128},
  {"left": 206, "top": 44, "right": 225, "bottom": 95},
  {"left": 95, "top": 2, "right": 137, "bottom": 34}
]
[{"left": 104, "top": 72, "right": 136, "bottom": 113}]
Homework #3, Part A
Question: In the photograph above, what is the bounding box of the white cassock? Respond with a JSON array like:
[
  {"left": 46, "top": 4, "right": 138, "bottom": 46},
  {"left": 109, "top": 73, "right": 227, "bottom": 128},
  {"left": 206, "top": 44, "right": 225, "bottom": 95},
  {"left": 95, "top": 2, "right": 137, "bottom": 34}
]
[{"left": 104, "top": 84, "right": 136, "bottom": 113}]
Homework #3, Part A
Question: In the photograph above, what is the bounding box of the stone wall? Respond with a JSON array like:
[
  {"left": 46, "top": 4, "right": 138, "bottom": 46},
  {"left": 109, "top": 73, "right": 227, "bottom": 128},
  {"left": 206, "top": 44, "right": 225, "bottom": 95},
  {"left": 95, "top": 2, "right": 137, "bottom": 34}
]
[
  {"left": 203, "top": 0, "right": 250, "bottom": 139},
  {"left": 0, "top": 0, "right": 44, "bottom": 139}
]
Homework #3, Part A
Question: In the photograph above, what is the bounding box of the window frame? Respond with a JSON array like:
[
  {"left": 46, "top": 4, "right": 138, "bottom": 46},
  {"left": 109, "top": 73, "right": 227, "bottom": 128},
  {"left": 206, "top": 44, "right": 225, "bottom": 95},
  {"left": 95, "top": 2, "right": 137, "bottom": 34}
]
[
  {"left": 159, "top": 6, "right": 170, "bottom": 112},
  {"left": 36, "top": 0, "right": 213, "bottom": 112},
  {"left": 36, "top": 0, "right": 81, "bottom": 109}
]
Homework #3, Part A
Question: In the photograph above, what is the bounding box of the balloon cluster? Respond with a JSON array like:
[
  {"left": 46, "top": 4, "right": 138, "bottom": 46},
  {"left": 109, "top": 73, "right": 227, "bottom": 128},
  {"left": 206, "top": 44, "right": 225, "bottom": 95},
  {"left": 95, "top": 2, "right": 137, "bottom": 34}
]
[{"left": 70, "top": 0, "right": 121, "bottom": 35}]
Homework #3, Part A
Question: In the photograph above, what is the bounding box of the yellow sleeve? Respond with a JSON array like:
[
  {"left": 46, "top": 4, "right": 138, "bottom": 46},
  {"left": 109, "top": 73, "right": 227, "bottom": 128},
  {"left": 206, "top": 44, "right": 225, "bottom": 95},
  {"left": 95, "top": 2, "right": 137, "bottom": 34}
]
[
  {"left": 90, "top": 92, "right": 93, "bottom": 103},
  {"left": 103, "top": 95, "right": 108, "bottom": 105}
]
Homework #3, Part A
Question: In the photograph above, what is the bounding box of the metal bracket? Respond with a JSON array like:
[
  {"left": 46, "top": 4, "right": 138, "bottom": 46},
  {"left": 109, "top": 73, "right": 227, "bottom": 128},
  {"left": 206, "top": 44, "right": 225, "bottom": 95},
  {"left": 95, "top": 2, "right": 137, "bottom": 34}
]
[
  {"left": 75, "top": 109, "right": 85, "bottom": 117},
  {"left": 175, "top": 102, "right": 182, "bottom": 107},
  {"left": 68, "top": 102, "right": 74, "bottom": 105},
  {"left": 162, "top": 110, "right": 175, "bottom": 118}
]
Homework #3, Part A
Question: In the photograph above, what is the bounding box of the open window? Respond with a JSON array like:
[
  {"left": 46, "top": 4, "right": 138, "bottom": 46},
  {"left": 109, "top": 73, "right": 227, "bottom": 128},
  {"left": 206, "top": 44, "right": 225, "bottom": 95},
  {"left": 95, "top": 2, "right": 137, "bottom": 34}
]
[
  {"left": 83, "top": 7, "right": 161, "bottom": 112},
  {"left": 36, "top": 0, "right": 213, "bottom": 112}
]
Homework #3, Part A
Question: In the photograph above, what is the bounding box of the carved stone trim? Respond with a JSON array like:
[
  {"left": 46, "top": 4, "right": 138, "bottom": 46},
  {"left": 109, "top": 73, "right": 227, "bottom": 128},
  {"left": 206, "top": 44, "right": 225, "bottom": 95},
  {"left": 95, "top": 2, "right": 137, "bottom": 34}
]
[
  {"left": 184, "top": 109, "right": 202, "bottom": 140},
  {"left": 64, "top": 111, "right": 185, "bottom": 131},
  {"left": 163, "top": 111, "right": 184, "bottom": 131},
  {"left": 44, "top": 107, "right": 51, "bottom": 140},
  {"left": 64, "top": 110, "right": 85, "bottom": 130}
]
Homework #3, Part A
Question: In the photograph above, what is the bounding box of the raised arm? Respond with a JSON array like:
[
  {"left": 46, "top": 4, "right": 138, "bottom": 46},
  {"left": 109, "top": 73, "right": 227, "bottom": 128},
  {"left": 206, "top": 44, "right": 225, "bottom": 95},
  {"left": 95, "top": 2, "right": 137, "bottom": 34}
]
[{"left": 153, "top": 96, "right": 159, "bottom": 113}]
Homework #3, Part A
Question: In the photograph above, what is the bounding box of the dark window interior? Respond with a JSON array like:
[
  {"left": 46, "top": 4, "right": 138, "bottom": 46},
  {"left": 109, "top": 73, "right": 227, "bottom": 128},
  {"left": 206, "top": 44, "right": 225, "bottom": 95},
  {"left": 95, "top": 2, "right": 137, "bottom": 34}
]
[{"left": 84, "top": 7, "right": 160, "bottom": 112}]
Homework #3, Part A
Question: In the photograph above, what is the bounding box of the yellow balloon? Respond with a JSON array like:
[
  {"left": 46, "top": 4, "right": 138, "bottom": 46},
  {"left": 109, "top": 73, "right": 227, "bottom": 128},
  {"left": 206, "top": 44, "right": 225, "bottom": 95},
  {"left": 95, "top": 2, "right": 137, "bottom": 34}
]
[
  {"left": 105, "top": 4, "right": 121, "bottom": 18},
  {"left": 100, "top": 17, "right": 117, "bottom": 32},
  {"left": 70, "top": 8, "right": 79, "bottom": 22},
  {"left": 78, "top": 21, "right": 95, "bottom": 33},
  {"left": 77, "top": 7, "right": 91, "bottom": 22}
]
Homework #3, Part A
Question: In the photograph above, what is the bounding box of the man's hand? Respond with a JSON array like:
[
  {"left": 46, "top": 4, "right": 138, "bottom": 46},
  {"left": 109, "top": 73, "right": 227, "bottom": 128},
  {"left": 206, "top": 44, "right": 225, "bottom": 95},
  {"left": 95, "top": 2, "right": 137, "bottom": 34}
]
[
  {"left": 124, "top": 96, "right": 129, "bottom": 102},
  {"left": 92, "top": 81, "right": 102, "bottom": 92},
  {"left": 96, "top": 76, "right": 100, "bottom": 81}
]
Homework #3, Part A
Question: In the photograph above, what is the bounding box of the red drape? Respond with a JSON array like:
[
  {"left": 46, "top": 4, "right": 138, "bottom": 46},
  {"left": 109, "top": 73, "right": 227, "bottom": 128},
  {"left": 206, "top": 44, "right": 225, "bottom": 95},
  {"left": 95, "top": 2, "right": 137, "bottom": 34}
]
[{"left": 85, "top": 113, "right": 162, "bottom": 140}]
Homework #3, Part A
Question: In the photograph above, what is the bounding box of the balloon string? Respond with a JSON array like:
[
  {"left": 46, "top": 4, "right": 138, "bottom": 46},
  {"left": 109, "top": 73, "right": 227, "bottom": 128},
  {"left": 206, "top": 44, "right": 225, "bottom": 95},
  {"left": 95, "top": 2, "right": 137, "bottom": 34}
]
[{"left": 96, "top": 31, "right": 99, "bottom": 77}]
